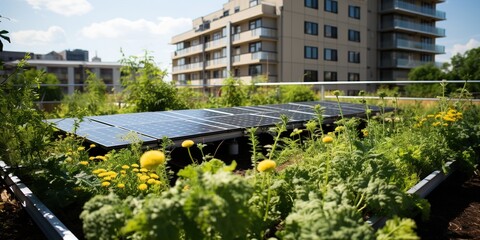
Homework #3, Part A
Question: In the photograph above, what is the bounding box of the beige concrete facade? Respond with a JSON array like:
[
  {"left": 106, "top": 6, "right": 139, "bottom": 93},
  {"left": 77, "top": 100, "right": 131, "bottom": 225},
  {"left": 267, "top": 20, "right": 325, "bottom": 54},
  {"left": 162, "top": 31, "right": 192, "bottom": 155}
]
[{"left": 171, "top": 0, "right": 445, "bottom": 94}]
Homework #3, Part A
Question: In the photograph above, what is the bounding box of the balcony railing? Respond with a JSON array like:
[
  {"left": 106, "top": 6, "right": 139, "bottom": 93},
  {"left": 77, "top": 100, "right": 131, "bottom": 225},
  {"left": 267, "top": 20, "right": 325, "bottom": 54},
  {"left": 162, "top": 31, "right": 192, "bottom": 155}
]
[
  {"left": 383, "top": 19, "right": 446, "bottom": 37},
  {"left": 232, "top": 27, "right": 277, "bottom": 42},
  {"left": 206, "top": 57, "right": 227, "bottom": 67},
  {"left": 205, "top": 37, "right": 227, "bottom": 49},
  {"left": 172, "top": 62, "right": 203, "bottom": 72},
  {"left": 232, "top": 51, "right": 277, "bottom": 63},
  {"left": 381, "top": 0, "right": 446, "bottom": 20},
  {"left": 174, "top": 44, "right": 203, "bottom": 57},
  {"left": 380, "top": 39, "right": 445, "bottom": 53},
  {"left": 380, "top": 58, "right": 439, "bottom": 68}
]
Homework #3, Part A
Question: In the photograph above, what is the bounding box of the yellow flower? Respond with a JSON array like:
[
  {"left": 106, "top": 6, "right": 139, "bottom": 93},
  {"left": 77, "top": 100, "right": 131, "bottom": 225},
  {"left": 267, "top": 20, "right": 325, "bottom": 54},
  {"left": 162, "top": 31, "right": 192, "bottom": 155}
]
[
  {"left": 257, "top": 160, "right": 277, "bottom": 172},
  {"left": 432, "top": 122, "right": 441, "bottom": 127},
  {"left": 101, "top": 181, "right": 111, "bottom": 187},
  {"left": 121, "top": 165, "right": 130, "bottom": 169},
  {"left": 131, "top": 163, "right": 139, "bottom": 168},
  {"left": 138, "top": 183, "right": 148, "bottom": 191},
  {"left": 140, "top": 150, "right": 166, "bottom": 170},
  {"left": 90, "top": 144, "right": 96, "bottom": 148},
  {"left": 98, "top": 172, "right": 110, "bottom": 178},
  {"left": 103, "top": 176, "right": 112, "bottom": 181},
  {"left": 427, "top": 114, "right": 435, "bottom": 118},
  {"left": 147, "top": 179, "right": 156, "bottom": 184},
  {"left": 149, "top": 173, "right": 159, "bottom": 179},
  {"left": 322, "top": 136, "right": 334, "bottom": 144},
  {"left": 133, "top": 168, "right": 139, "bottom": 172},
  {"left": 92, "top": 168, "right": 106, "bottom": 174},
  {"left": 89, "top": 156, "right": 95, "bottom": 161},
  {"left": 117, "top": 183, "right": 125, "bottom": 188},
  {"left": 154, "top": 180, "right": 161, "bottom": 185},
  {"left": 96, "top": 156, "right": 107, "bottom": 161},
  {"left": 79, "top": 161, "right": 89, "bottom": 166},
  {"left": 183, "top": 185, "right": 190, "bottom": 191},
  {"left": 335, "top": 126, "right": 345, "bottom": 132},
  {"left": 139, "top": 175, "right": 150, "bottom": 181},
  {"left": 78, "top": 146, "right": 85, "bottom": 151},
  {"left": 136, "top": 173, "right": 143, "bottom": 177},
  {"left": 182, "top": 140, "right": 195, "bottom": 148},
  {"left": 140, "top": 168, "right": 148, "bottom": 173},
  {"left": 120, "top": 170, "right": 127, "bottom": 174},
  {"left": 361, "top": 129, "right": 369, "bottom": 137}
]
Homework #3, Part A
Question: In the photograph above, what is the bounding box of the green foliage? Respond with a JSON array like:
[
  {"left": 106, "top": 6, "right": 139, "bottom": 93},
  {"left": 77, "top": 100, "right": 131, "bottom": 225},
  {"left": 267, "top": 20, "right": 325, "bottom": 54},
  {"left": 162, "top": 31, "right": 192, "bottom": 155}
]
[
  {"left": 376, "top": 216, "right": 419, "bottom": 240},
  {"left": 406, "top": 63, "right": 444, "bottom": 97},
  {"left": 0, "top": 56, "right": 53, "bottom": 166},
  {"left": 80, "top": 193, "right": 133, "bottom": 240},
  {"left": 448, "top": 47, "right": 480, "bottom": 93},
  {"left": 120, "top": 51, "right": 187, "bottom": 112},
  {"left": 219, "top": 76, "right": 247, "bottom": 107},
  {"left": 279, "top": 85, "right": 316, "bottom": 103}
]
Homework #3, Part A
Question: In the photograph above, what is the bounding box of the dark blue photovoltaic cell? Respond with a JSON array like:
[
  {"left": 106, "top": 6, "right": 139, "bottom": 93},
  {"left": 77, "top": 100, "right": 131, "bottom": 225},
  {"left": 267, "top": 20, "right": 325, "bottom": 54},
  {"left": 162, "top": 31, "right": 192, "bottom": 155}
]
[
  {"left": 257, "top": 103, "right": 314, "bottom": 112},
  {"left": 168, "top": 109, "right": 230, "bottom": 119},
  {"left": 202, "top": 114, "right": 281, "bottom": 128},
  {"left": 256, "top": 111, "right": 315, "bottom": 122},
  {"left": 207, "top": 107, "right": 261, "bottom": 115},
  {"left": 120, "top": 120, "right": 229, "bottom": 139},
  {"left": 46, "top": 118, "right": 110, "bottom": 132},
  {"left": 89, "top": 112, "right": 181, "bottom": 126},
  {"left": 76, "top": 127, "right": 156, "bottom": 148}
]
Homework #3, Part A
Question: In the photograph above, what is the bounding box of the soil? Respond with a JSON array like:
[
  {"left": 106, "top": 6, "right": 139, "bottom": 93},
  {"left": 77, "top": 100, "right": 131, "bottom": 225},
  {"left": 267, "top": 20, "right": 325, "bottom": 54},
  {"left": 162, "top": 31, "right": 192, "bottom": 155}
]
[{"left": 1, "top": 168, "right": 479, "bottom": 240}]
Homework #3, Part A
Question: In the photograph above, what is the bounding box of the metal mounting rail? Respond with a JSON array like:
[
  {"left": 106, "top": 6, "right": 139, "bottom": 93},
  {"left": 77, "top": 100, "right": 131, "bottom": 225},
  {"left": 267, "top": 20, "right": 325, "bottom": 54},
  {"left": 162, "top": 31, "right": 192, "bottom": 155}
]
[
  {"left": 368, "top": 160, "right": 457, "bottom": 229},
  {"left": 0, "top": 161, "right": 78, "bottom": 240}
]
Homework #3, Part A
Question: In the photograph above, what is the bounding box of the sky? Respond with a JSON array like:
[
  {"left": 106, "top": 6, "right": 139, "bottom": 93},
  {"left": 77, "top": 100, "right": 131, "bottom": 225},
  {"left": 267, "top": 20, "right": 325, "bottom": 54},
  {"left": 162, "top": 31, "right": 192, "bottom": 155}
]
[{"left": 1, "top": 0, "right": 480, "bottom": 72}]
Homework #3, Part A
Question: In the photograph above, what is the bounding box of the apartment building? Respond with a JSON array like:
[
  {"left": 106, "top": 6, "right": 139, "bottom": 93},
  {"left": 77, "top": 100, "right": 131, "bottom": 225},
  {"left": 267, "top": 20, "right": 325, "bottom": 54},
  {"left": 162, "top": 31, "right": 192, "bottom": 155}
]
[
  {"left": 2, "top": 50, "right": 122, "bottom": 95},
  {"left": 171, "top": 0, "right": 445, "bottom": 93}
]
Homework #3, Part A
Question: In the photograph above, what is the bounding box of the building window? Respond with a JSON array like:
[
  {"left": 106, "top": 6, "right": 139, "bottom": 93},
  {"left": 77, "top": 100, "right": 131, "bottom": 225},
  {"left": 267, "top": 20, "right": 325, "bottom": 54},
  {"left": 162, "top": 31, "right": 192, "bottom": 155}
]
[
  {"left": 348, "top": 73, "right": 360, "bottom": 81},
  {"left": 304, "top": 46, "right": 318, "bottom": 59},
  {"left": 234, "top": 68, "right": 240, "bottom": 77},
  {"left": 249, "top": 42, "right": 262, "bottom": 53},
  {"left": 249, "top": 19, "right": 262, "bottom": 30},
  {"left": 304, "top": 21, "right": 318, "bottom": 35},
  {"left": 249, "top": 0, "right": 258, "bottom": 7},
  {"left": 348, "top": 51, "right": 360, "bottom": 63},
  {"left": 223, "top": 10, "right": 229, "bottom": 17},
  {"left": 305, "top": 0, "right": 318, "bottom": 9},
  {"left": 324, "top": 25, "right": 337, "bottom": 38},
  {"left": 324, "top": 71, "right": 337, "bottom": 81},
  {"left": 349, "top": 6, "right": 360, "bottom": 19},
  {"left": 325, "top": 0, "right": 338, "bottom": 13},
  {"left": 348, "top": 29, "right": 361, "bottom": 42},
  {"left": 304, "top": 70, "right": 318, "bottom": 82},
  {"left": 249, "top": 64, "right": 262, "bottom": 76},
  {"left": 324, "top": 48, "right": 337, "bottom": 61},
  {"left": 176, "top": 42, "right": 184, "bottom": 50},
  {"left": 234, "top": 6, "right": 240, "bottom": 13}
]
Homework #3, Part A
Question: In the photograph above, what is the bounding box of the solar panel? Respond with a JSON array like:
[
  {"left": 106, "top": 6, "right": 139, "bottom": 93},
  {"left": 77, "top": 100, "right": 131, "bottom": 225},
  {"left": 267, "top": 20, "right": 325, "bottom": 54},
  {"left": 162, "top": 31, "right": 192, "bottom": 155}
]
[
  {"left": 168, "top": 109, "right": 230, "bottom": 119},
  {"left": 258, "top": 103, "right": 314, "bottom": 111},
  {"left": 256, "top": 111, "right": 316, "bottom": 122},
  {"left": 203, "top": 114, "right": 282, "bottom": 128},
  {"left": 47, "top": 118, "right": 110, "bottom": 132},
  {"left": 76, "top": 127, "right": 157, "bottom": 148},
  {"left": 89, "top": 112, "right": 181, "bottom": 126},
  {"left": 120, "top": 120, "right": 230, "bottom": 139},
  {"left": 207, "top": 107, "right": 261, "bottom": 115}
]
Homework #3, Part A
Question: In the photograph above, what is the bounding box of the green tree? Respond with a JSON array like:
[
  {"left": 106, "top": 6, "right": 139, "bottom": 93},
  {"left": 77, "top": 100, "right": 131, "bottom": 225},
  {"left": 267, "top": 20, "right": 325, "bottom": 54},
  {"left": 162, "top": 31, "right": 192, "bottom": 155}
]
[
  {"left": 279, "top": 85, "right": 316, "bottom": 103},
  {"left": 120, "top": 51, "right": 187, "bottom": 112},
  {"left": 448, "top": 47, "right": 480, "bottom": 94},
  {"left": 19, "top": 69, "right": 63, "bottom": 101},
  {"left": 219, "top": 76, "right": 247, "bottom": 107},
  {"left": 406, "top": 63, "right": 445, "bottom": 97}
]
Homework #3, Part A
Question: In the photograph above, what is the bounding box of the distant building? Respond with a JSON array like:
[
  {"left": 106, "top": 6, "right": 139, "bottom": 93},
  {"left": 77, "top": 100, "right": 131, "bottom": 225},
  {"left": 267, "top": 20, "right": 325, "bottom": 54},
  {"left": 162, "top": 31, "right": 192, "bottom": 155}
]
[
  {"left": 2, "top": 50, "right": 122, "bottom": 96},
  {"left": 171, "top": 0, "right": 446, "bottom": 94}
]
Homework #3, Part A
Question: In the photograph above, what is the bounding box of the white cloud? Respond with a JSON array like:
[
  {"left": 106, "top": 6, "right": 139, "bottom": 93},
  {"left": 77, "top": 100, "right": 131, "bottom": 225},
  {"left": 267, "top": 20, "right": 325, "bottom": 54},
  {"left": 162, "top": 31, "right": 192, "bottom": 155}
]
[
  {"left": 451, "top": 38, "right": 480, "bottom": 56},
  {"left": 80, "top": 17, "right": 191, "bottom": 39},
  {"left": 11, "top": 26, "right": 66, "bottom": 46},
  {"left": 26, "top": 0, "right": 92, "bottom": 16}
]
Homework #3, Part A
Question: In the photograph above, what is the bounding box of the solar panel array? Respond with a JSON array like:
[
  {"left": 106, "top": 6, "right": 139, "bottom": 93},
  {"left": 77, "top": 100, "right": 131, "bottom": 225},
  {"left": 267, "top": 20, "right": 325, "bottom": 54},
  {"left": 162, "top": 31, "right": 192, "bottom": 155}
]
[{"left": 47, "top": 101, "right": 384, "bottom": 149}]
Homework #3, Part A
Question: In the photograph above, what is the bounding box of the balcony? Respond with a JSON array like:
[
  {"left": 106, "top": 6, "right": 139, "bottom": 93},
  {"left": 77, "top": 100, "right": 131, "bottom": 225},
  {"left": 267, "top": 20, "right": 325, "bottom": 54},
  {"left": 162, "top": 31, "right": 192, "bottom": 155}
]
[
  {"left": 173, "top": 44, "right": 203, "bottom": 58},
  {"left": 379, "top": 58, "right": 437, "bottom": 68},
  {"left": 382, "top": 19, "right": 446, "bottom": 37},
  {"left": 381, "top": 0, "right": 446, "bottom": 20},
  {"left": 205, "top": 37, "right": 227, "bottom": 50},
  {"left": 232, "top": 28, "right": 277, "bottom": 44},
  {"left": 232, "top": 51, "right": 277, "bottom": 65},
  {"left": 172, "top": 62, "right": 203, "bottom": 73},
  {"left": 206, "top": 57, "right": 227, "bottom": 69},
  {"left": 380, "top": 39, "right": 445, "bottom": 54}
]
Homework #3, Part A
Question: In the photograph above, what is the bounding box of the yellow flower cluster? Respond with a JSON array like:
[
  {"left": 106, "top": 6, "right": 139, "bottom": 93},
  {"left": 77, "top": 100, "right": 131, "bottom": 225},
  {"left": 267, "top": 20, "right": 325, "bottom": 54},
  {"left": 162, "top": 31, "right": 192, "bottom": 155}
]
[
  {"left": 416, "top": 108, "right": 463, "bottom": 128},
  {"left": 140, "top": 150, "right": 165, "bottom": 170},
  {"left": 257, "top": 160, "right": 277, "bottom": 172},
  {"left": 92, "top": 162, "right": 162, "bottom": 192}
]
